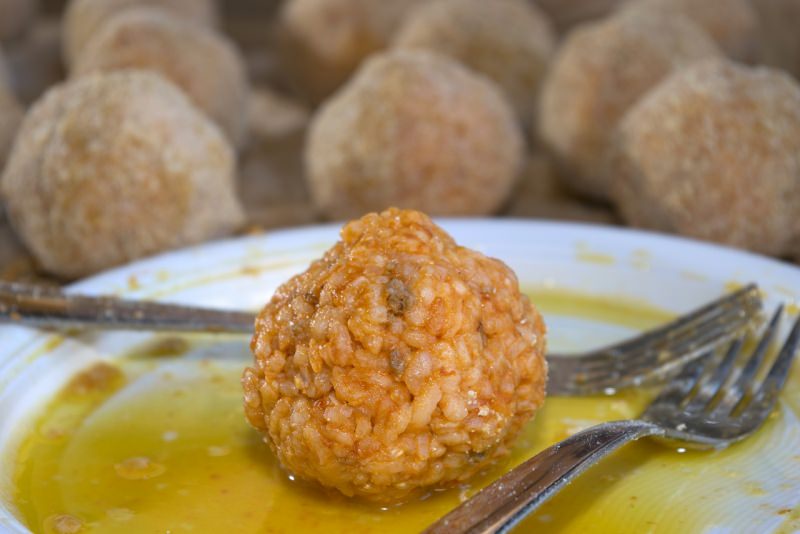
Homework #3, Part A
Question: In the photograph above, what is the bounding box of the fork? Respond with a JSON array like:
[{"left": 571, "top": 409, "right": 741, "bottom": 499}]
[
  {"left": 0, "top": 281, "right": 761, "bottom": 396},
  {"left": 425, "top": 306, "right": 800, "bottom": 534}
]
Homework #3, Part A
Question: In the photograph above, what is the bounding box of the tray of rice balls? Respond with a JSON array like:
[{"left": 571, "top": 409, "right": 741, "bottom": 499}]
[{"left": 0, "top": 0, "right": 799, "bottom": 533}]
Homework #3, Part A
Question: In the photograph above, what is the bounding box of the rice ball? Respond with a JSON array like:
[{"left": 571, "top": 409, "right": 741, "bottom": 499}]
[
  {"left": 72, "top": 7, "right": 248, "bottom": 148},
  {"left": 612, "top": 59, "right": 800, "bottom": 256},
  {"left": 277, "top": 0, "right": 424, "bottom": 104},
  {"left": 1, "top": 70, "right": 244, "bottom": 279},
  {"left": 0, "top": 0, "right": 38, "bottom": 42},
  {"left": 393, "top": 0, "right": 556, "bottom": 125},
  {"left": 537, "top": 6, "right": 720, "bottom": 200},
  {"left": 307, "top": 50, "right": 524, "bottom": 219},
  {"left": 63, "top": 0, "right": 218, "bottom": 68},
  {"left": 243, "top": 208, "right": 547, "bottom": 502},
  {"left": 631, "top": 0, "right": 759, "bottom": 62}
]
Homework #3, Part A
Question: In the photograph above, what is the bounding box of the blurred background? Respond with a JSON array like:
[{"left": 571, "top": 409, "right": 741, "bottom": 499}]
[{"left": 0, "top": 0, "right": 798, "bottom": 283}]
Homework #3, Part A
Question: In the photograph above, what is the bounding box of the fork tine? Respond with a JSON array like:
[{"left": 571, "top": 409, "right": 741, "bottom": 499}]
[
  {"left": 560, "top": 320, "right": 756, "bottom": 395},
  {"left": 615, "top": 311, "right": 750, "bottom": 374},
  {"left": 684, "top": 338, "right": 743, "bottom": 412},
  {"left": 649, "top": 311, "right": 751, "bottom": 357},
  {"left": 646, "top": 353, "right": 709, "bottom": 410},
  {"left": 627, "top": 284, "right": 758, "bottom": 344},
  {"left": 711, "top": 306, "right": 784, "bottom": 417},
  {"left": 545, "top": 285, "right": 761, "bottom": 396},
  {"left": 571, "top": 304, "right": 755, "bottom": 390},
  {"left": 574, "top": 287, "right": 760, "bottom": 373},
  {"left": 571, "top": 285, "right": 759, "bottom": 365},
  {"left": 573, "top": 296, "right": 752, "bottom": 380},
  {"left": 740, "top": 313, "right": 800, "bottom": 421}
]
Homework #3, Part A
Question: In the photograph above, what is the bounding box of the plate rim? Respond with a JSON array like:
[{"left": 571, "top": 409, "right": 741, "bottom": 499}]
[{"left": 62, "top": 217, "right": 800, "bottom": 293}]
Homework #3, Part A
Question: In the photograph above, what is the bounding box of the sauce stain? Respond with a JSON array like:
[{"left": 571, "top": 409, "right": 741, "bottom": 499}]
[{"left": 575, "top": 242, "right": 616, "bottom": 266}]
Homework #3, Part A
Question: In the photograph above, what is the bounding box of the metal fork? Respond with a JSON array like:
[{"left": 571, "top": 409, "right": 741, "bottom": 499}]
[
  {"left": 0, "top": 281, "right": 761, "bottom": 396},
  {"left": 425, "top": 306, "right": 800, "bottom": 534}
]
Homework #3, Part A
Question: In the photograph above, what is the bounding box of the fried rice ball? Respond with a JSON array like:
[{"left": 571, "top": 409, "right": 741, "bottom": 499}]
[
  {"left": 63, "top": 0, "right": 218, "bottom": 68},
  {"left": 307, "top": 50, "right": 524, "bottom": 219},
  {"left": 393, "top": 0, "right": 556, "bottom": 125},
  {"left": 1, "top": 70, "right": 244, "bottom": 279},
  {"left": 0, "top": 0, "right": 38, "bottom": 42},
  {"left": 631, "top": 0, "right": 759, "bottom": 62},
  {"left": 612, "top": 59, "right": 800, "bottom": 256},
  {"left": 537, "top": 6, "right": 720, "bottom": 200},
  {"left": 278, "top": 0, "right": 424, "bottom": 104},
  {"left": 243, "top": 208, "right": 547, "bottom": 502},
  {"left": 72, "top": 7, "right": 249, "bottom": 148}
]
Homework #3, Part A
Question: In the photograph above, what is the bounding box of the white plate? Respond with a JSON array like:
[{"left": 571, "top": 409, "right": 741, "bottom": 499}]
[{"left": 0, "top": 219, "right": 798, "bottom": 533}]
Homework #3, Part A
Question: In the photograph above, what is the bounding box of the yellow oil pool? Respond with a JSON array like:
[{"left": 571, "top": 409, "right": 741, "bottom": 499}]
[{"left": 10, "top": 291, "right": 800, "bottom": 533}]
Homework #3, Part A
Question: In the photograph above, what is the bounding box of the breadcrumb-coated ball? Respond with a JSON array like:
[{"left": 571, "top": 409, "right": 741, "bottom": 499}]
[
  {"left": 72, "top": 7, "right": 249, "bottom": 148},
  {"left": 278, "top": 0, "right": 424, "bottom": 104},
  {"left": 63, "top": 0, "right": 218, "bottom": 68},
  {"left": 243, "top": 208, "right": 547, "bottom": 502},
  {"left": 632, "top": 0, "right": 759, "bottom": 62},
  {"left": 1, "top": 70, "right": 244, "bottom": 279},
  {"left": 0, "top": 0, "right": 38, "bottom": 42},
  {"left": 612, "top": 59, "right": 800, "bottom": 256},
  {"left": 393, "top": 0, "right": 555, "bottom": 125},
  {"left": 538, "top": 6, "right": 720, "bottom": 200},
  {"left": 307, "top": 50, "right": 524, "bottom": 219}
]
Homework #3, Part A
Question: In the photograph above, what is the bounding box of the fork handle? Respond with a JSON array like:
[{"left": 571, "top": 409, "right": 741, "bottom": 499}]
[
  {"left": 0, "top": 281, "right": 255, "bottom": 333},
  {"left": 424, "top": 420, "right": 663, "bottom": 534}
]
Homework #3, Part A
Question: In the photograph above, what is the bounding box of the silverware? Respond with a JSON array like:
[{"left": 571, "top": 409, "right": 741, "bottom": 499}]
[
  {"left": 425, "top": 306, "right": 800, "bottom": 534},
  {"left": 0, "top": 281, "right": 761, "bottom": 396},
  {"left": 547, "top": 284, "right": 761, "bottom": 395},
  {"left": 0, "top": 281, "right": 254, "bottom": 333}
]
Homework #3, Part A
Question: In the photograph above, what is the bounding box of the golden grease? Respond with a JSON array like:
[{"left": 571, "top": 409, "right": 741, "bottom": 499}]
[{"left": 11, "top": 290, "right": 798, "bottom": 533}]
